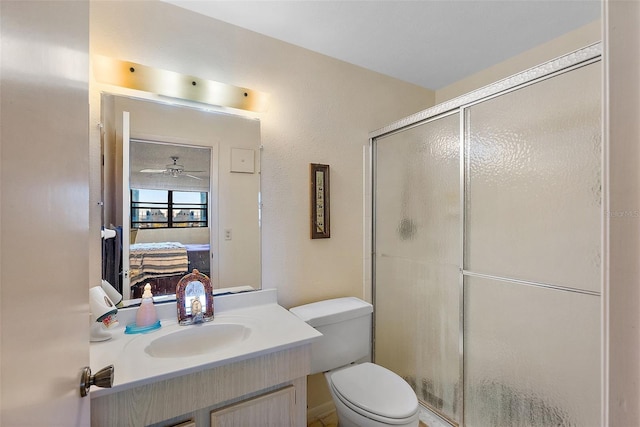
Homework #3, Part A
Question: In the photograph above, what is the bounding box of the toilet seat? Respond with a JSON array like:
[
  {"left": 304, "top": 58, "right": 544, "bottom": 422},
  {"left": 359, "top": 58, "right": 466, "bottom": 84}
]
[{"left": 328, "top": 363, "right": 419, "bottom": 424}]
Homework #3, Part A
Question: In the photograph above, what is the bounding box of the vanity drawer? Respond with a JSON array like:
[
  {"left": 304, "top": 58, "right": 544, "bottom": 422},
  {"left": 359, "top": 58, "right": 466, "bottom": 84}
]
[{"left": 210, "top": 386, "right": 296, "bottom": 427}]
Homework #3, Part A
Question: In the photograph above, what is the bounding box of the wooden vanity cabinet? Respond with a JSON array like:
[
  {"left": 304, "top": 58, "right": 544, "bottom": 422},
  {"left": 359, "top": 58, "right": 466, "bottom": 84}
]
[
  {"left": 90, "top": 345, "right": 311, "bottom": 427},
  {"left": 210, "top": 386, "right": 296, "bottom": 427}
]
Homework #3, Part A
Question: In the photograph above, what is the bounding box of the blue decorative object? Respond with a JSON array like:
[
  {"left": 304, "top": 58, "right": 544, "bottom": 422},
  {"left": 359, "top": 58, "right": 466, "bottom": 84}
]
[{"left": 125, "top": 320, "right": 162, "bottom": 334}]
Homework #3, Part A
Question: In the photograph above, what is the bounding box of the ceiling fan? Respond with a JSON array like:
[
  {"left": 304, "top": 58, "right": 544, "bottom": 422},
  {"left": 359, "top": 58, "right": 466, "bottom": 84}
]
[{"left": 140, "top": 156, "right": 204, "bottom": 180}]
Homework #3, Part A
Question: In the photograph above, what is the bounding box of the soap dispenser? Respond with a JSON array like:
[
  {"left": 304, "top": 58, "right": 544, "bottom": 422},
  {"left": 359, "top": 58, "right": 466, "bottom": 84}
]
[{"left": 135, "top": 283, "right": 158, "bottom": 327}]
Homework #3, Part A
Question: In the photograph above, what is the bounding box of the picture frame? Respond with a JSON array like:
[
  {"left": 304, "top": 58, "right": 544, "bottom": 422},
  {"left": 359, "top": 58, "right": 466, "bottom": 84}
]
[
  {"left": 310, "top": 163, "right": 330, "bottom": 239},
  {"left": 175, "top": 269, "right": 214, "bottom": 325}
]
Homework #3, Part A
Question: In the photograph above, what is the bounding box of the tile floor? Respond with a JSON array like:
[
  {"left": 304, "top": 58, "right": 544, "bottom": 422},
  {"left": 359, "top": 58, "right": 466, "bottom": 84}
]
[
  {"left": 307, "top": 410, "right": 338, "bottom": 427},
  {"left": 307, "top": 410, "right": 430, "bottom": 427}
]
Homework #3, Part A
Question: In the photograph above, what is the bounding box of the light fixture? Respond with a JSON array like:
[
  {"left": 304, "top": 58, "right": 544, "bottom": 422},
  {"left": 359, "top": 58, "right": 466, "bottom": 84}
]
[{"left": 92, "top": 55, "right": 270, "bottom": 112}]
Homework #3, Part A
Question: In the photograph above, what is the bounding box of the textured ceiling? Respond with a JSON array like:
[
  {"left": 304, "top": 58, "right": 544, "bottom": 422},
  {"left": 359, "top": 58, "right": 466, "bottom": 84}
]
[{"left": 163, "top": 0, "right": 600, "bottom": 90}]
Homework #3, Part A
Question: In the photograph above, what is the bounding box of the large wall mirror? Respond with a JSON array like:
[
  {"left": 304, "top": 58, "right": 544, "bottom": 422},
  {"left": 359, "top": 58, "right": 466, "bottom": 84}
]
[{"left": 101, "top": 94, "right": 261, "bottom": 302}]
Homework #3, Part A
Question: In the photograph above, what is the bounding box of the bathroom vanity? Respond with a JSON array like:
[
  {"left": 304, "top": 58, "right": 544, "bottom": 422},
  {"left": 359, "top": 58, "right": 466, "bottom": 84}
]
[{"left": 90, "top": 290, "right": 321, "bottom": 426}]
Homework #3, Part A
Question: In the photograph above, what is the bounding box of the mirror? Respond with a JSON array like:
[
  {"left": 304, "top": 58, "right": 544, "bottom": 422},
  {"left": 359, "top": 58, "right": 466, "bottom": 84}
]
[{"left": 101, "top": 94, "right": 261, "bottom": 303}]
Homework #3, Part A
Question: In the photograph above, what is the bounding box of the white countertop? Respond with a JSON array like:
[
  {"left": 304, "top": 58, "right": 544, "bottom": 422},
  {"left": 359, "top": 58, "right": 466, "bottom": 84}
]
[{"left": 90, "top": 289, "right": 321, "bottom": 398}]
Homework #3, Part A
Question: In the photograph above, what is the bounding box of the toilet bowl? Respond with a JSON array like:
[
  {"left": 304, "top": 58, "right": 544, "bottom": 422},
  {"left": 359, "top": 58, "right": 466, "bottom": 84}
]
[
  {"left": 326, "top": 363, "right": 419, "bottom": 427},
  {"left": 290, "top": 297, "right": 419, "bottom": 427}
]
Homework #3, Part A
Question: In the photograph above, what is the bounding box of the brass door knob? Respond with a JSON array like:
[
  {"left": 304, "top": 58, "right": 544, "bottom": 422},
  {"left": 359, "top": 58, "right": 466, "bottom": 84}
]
[{"left": 80, "top": 365, "right": 114, "bottom": 397}]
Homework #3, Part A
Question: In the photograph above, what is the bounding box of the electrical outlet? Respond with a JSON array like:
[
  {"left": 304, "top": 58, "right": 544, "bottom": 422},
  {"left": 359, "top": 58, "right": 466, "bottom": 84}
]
[{"left": 224, "top": 229, "right": 232, "bottom": 240}]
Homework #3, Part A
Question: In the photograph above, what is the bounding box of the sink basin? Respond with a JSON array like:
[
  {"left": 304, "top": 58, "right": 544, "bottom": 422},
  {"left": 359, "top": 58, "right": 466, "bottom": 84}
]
[{"left": 145, "top": 323, "right": 250, "bottom": 358}]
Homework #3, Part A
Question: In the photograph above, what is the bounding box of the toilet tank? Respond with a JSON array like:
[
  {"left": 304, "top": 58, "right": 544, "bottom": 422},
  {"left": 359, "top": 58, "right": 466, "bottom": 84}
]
[{"left": 289, "top": 297, "right": 373, "bottom": 374}]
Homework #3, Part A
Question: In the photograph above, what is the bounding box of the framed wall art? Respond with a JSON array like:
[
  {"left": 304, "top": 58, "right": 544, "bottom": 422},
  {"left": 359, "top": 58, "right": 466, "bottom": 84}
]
[{"left": 310, "top": 163, "right": 330, "bottom": 239}]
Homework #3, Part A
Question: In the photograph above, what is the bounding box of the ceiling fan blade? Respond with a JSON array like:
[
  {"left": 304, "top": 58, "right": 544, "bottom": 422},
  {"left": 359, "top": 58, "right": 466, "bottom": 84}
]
[
  {"left": 185, "top": 174, "right": 203, "bottom": 180},
  {"left": 183, "top": 170, "right": 205, "bottom": 173},
  {"left": 140, "top": 169, "right": 166, "bottom": 173}
]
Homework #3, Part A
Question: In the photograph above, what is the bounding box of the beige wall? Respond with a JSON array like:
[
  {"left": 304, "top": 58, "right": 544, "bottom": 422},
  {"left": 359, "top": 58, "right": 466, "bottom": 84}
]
[
  {"left": 90, "top": 0, "right": 434, "bottom": 414},
  {"left": 605, "top": 0, "right": 640, "bottom": 425},
  {"left": 90, "top": 1, "right": 434, "bottom": 309},
  {"left": 435, "top": 20, "right": 601, "bottom": 104},
  {"left": 134, "top": 228, "right": 209, "bottom": 245}
]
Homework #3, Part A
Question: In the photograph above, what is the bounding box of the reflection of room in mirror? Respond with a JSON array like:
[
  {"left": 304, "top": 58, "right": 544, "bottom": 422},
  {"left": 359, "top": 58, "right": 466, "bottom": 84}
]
[
  {"left": 100, "top": 94, "right": 263, "bottom": 302},
  {"left": 127, "top": 140, "right": 211, "bottom": 299},
  {"left": 185, "top": 280, "right": 205, "bottom": 316}
]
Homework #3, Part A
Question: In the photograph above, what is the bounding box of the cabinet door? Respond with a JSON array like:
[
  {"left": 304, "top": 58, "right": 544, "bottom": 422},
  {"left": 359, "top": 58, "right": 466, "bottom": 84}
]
[{"left": 210, "top": 386, "right": 295, "bottom": 427}]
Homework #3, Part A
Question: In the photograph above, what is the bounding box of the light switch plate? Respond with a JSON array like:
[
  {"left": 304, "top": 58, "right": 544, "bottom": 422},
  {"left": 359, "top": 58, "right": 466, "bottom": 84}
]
[{"left": 231, "top": 148, "right": 255, "bottom": 173}]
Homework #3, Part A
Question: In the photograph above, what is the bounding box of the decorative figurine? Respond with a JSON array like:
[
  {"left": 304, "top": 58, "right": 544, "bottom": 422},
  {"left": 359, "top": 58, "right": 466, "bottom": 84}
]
[{"left": 176, "top": 269, "right": 214, "bottom": 325}]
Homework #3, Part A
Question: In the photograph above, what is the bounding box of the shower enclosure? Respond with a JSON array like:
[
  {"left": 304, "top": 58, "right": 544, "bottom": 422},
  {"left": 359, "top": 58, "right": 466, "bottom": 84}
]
[{"left": 371, "top": 44, "right": 602, "bottom": 426}]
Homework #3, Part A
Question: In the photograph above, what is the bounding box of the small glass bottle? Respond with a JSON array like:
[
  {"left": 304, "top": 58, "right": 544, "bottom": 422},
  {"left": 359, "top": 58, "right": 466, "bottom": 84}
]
[{"left": 135, "top": 283, "right": 158, "bottom": 327}]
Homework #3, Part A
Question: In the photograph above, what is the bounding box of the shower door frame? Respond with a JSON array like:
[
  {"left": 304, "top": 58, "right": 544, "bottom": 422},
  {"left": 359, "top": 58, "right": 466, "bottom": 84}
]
[{"left": 369, "top": 42, "right": 603, "bottom": 427}]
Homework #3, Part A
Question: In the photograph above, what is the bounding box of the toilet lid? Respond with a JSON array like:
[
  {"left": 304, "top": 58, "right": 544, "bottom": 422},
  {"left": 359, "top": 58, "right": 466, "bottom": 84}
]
[{"left": 330, "top": 363, "right": 418, "bottom": 420}]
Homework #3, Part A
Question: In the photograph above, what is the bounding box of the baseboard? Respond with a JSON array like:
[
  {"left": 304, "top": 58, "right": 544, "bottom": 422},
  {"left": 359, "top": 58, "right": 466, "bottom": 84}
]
[{"left": 307, "top": 401, "right": 336, "bottom": 422}]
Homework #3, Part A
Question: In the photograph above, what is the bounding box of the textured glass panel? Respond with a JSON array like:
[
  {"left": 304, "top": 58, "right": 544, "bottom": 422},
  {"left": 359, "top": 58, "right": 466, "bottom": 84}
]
[
  {"left": 374, "top": 113, "right": 460, "bottom": 422},
  {"left": 465, "top": 62, "right": 601, "bottom": 292},
  {"left": 464, "top": 276, "right": 601, "bottom": 426}
]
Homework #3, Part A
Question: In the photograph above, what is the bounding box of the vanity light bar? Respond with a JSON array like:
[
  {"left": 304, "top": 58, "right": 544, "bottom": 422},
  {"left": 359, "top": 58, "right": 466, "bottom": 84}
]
[{"left": 92, "top": 55, "right": 270, "bottom": 112}]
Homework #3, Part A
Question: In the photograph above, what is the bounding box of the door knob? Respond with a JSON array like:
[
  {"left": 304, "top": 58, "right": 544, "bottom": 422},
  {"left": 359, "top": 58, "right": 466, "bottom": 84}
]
[{"left": 80, "top": 365, "right": 114, "bottom": 397}]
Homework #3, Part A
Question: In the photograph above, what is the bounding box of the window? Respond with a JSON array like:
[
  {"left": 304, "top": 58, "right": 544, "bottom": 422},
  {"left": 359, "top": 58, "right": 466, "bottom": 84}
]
[{"left": 131, "top": 189, "right": 208, "bottom": 229}]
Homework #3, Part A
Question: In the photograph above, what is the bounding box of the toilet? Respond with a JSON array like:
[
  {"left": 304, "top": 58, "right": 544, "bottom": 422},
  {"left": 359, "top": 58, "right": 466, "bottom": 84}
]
[{"left": 290, "top": 297, "right": 419, "bottom": 427}]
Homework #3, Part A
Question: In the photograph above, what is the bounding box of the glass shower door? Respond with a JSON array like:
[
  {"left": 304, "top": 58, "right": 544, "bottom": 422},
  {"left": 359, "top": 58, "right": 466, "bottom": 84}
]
[
  {"left": 463, "top": 61, "right": 601, "bottom": 426},
  {"left": 374, "top": 112, "right": 462, "bottom": 424},
  {"left": 373, "top": 58, "right": 601, "bottom": 427}
]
